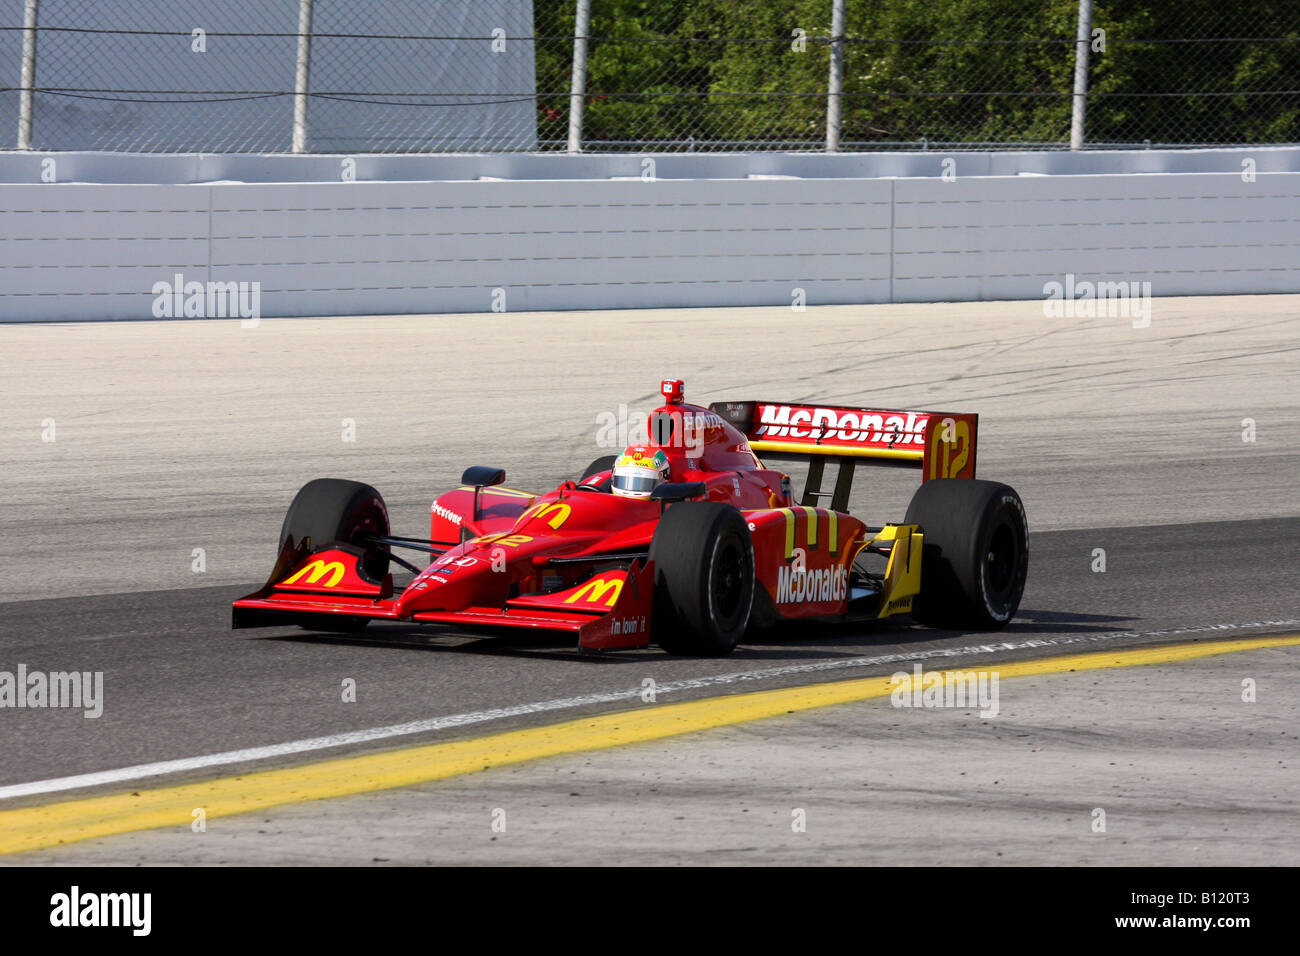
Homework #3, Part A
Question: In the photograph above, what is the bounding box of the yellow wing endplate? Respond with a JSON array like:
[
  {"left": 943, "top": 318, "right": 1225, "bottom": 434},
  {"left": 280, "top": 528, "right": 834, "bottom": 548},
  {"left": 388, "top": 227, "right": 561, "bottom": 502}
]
[{"left": 869, "top": 524, "right": 924, "bottom": 618}]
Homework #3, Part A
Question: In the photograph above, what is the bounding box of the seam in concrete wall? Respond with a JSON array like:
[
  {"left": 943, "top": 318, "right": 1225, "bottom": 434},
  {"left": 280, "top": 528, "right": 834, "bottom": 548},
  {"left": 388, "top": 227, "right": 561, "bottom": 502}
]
[{"left": 1, "top": 172, "right": 1297, "bottom": 321}]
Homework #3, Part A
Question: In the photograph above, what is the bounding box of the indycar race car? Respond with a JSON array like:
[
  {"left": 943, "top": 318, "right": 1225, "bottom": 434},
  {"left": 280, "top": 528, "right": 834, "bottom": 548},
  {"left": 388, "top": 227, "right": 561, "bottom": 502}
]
[{"left": 232, "top": 379, "right": 1028, "bottom": 656}]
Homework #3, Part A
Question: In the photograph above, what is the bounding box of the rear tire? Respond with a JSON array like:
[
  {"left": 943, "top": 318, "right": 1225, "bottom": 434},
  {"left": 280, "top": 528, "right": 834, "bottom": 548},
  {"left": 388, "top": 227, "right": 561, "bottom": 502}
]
[
  {"left": 279, "top": 478, "right": 391, "bottom": 583},
  {"left": 649, "top": 502, "right": 754, "bottom": 656},
  {"left": 903, "top": 479, "right": 1028, "bottom": 629}
]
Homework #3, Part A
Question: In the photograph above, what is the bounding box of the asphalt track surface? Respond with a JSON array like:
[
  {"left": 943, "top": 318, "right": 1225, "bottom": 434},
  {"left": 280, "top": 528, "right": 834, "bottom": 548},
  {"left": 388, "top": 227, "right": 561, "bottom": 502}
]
[{"left": 1, "top": 296, "right": 1297, "bottom": 864}]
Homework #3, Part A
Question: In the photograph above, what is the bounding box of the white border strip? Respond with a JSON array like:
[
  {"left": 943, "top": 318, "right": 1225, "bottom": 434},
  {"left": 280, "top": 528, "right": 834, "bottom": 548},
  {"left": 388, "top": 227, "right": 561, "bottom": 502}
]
[{"left": 2, "top": 618, "right": 1296, "bottom": 801}]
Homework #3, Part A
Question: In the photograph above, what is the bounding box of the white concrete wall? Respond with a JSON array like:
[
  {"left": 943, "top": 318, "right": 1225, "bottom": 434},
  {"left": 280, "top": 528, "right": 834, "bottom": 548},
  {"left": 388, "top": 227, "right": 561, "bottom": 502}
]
[
  {"left": 2, "top": 146, "right": 1298, "bottom": 185},
  {"left": 890, "top": 173, "right": 1300, "bottom": 302},
  {"left": 2, "top": 163, "right": 1298, "bottom": 321}
]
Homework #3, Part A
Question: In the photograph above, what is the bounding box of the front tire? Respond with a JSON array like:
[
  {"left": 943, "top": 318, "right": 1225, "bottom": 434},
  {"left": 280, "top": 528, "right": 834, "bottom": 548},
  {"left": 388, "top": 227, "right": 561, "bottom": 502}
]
[
  {"left": 649, "top": 502, "right": 754, "bottom": 656},
  {"left": 903, "top": 478, "right": 1028, "bottom": 629},
  {"left": 279, "top": 478, "right": 391, "bottom": 583}
]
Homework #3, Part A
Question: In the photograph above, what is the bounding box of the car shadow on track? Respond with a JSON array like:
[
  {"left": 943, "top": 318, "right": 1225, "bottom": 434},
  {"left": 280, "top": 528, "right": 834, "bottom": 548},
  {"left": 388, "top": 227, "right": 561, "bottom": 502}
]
[
  {"left": 736, "top": 608, "right": 1135, "bottom": 653},
  {"left": 254, "top": 608, "right": 1136, "bottom": 663},
  {"left": 999, "top": 608, "right": 1138, "bottom": 633},
  {"left": 254, "top": 626, "right": 638, "bottom": 663}
]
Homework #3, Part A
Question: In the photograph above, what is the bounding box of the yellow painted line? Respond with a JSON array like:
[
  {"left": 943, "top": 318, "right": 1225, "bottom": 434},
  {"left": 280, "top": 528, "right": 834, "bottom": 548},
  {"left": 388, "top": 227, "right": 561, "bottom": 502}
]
[
  {"left": 1, "top": 634, "right": 1297, "bottom": 856},
  {"left": 827, "top": 510, "right": 838, "bottom": 551},
  {"left": 780, "top": 507, "right": 795, "bottom": 558}
]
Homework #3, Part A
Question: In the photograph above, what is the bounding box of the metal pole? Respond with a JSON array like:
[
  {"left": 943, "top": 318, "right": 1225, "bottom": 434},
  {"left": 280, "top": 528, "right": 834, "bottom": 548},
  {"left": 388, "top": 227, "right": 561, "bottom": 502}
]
[
  {"left": 826, "top": 0, "right": 845, "bottom": 152},
  {"left": 17, "top": 0, "right": 39, "bottom": 150},
  {"left": 1070, "top": 0, "right": 1092, "bottom": 150},
  {"left": 567, "top": 0, "right": 592, "bottom": 154},
  {"left": 292, "top": 0, "right": 314, "bottom": 154}
]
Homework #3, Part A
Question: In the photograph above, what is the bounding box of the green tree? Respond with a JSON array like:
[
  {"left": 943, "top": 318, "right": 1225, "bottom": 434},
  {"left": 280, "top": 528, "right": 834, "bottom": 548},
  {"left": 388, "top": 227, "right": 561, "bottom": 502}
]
[{"left": 533, "top": 0, "right": 1300, "bottom": 149}]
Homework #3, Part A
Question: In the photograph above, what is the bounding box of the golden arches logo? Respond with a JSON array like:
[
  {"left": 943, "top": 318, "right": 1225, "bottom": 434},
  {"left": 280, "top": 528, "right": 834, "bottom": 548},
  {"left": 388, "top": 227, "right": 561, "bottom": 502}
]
[
  {"left": 282, "top": 559, "right": 346, "bottom": 588},
  {"left": 516, "top": 501, "right": 571, "bottom": 532},
  {"left": 564, "top": 575, "right": 624, "bottom": 607},
  {"left": 535, "top": 502, "right": 571, "bottom": 530}
]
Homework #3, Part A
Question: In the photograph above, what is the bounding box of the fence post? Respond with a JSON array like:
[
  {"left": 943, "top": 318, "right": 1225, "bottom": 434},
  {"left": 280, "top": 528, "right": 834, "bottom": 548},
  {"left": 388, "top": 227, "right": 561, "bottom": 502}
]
[
  {"left": 292, "top": 0, "right": 314, "bottom": 153},
  {"left": 568, "top": 0, "right": 592, "bottom": 153},
  {"left": 826, "top": 0, "right": 845, "bottom": 152},
  {"left": 1070, "top": 0, "right": 1092, "bottom": 150},
  {"left": 17, "top": 0, "right": 39, "bottom": 150}
]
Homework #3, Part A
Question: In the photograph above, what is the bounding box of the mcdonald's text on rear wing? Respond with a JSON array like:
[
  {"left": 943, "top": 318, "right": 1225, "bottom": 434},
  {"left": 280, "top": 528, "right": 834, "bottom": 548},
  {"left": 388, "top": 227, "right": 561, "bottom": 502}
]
[{"left": 708, "top": 400, "right": 978, "bottom": 510}]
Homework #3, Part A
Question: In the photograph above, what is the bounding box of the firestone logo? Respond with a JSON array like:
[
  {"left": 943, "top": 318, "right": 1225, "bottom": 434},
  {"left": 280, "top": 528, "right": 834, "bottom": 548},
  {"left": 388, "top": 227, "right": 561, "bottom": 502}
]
[
  {"left": 756, "top": 405, "right": 928, "bottom": 446},
  {"left": 431, "top": 502, "right": 462, "bottom": 526}
]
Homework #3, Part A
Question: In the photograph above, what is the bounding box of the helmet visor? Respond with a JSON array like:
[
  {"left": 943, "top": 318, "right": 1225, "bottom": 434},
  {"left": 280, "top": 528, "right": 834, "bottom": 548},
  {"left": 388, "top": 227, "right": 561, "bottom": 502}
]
[{"left": 611, "top": 472, "right": 661, "bottom": 496}]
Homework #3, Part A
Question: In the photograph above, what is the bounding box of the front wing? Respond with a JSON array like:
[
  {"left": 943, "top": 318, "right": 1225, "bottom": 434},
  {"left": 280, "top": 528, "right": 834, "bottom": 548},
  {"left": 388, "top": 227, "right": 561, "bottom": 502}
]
[{"left": 232, "top": 545, "right": 655, "bottom": 652}]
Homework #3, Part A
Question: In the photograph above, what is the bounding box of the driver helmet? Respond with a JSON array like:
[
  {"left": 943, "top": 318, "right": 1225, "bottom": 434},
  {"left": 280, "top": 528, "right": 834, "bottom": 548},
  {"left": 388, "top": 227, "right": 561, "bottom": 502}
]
[{"left": 610, "top": 446, "right": 671, "bottom": 499}]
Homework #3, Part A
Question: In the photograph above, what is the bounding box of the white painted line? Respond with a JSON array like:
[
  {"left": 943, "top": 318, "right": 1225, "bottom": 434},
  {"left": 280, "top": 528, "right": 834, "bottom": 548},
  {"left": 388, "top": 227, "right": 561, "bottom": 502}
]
[{"left": 2, "top": 617, "right": 1296, "bottom": 802}]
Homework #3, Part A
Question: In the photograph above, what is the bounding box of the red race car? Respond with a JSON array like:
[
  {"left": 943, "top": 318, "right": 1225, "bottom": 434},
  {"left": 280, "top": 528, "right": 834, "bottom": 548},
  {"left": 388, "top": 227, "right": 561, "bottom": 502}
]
[{"left": 232, "top": 379, "right": 1028, "bottom": 656}]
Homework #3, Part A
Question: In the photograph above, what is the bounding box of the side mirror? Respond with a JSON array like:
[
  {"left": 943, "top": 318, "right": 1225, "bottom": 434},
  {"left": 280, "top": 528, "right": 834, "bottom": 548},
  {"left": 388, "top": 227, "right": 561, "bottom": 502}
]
[
  {"left": 461, "top": 466, "right": 505, "bottom": 488},
  {"left": 461, "top": 466, "right": 506, "bottom": 523},
  {"left": 650, "top": 481, "right": 707, "bottom": 504}
]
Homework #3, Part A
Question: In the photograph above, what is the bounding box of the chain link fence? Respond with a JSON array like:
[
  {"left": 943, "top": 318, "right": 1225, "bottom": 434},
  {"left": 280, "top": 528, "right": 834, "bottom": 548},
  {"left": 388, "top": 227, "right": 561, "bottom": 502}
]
[
  {"left": 2, "top": 0, "right": 1297, "bottom": 153},
  {"left": 0, "top": 0, "right": 542, "bottom": 152}
]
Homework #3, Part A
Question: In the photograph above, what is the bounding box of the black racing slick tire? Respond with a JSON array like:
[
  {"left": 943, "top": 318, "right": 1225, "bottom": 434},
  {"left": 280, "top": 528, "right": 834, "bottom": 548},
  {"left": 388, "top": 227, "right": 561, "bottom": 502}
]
[
  {"left": 279, "top": 478, "right": 391, "bottom": 583},
  {"left": 649, "top": 502, "right": 754, "bottom": 656},
  {"left": 903, "top": 478, "right": 1028, "bottom": 630}
]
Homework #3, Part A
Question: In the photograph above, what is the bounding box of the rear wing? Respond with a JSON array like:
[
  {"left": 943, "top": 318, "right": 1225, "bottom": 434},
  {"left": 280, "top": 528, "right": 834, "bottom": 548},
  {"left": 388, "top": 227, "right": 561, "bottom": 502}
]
[{"left": 709, "top": 401, "right": 977, "bottom": 511}]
